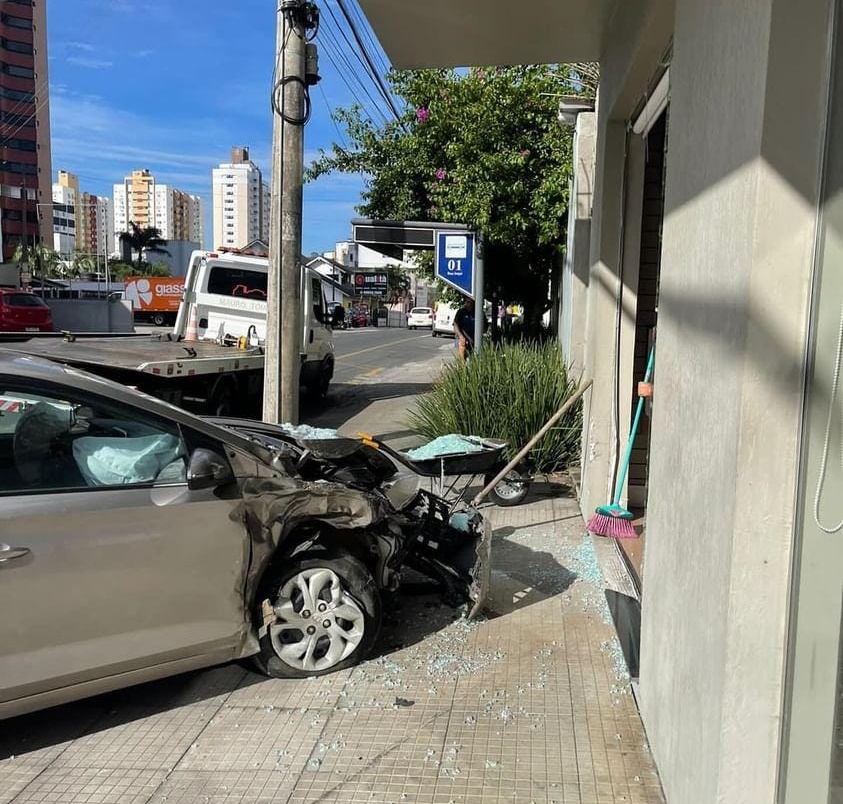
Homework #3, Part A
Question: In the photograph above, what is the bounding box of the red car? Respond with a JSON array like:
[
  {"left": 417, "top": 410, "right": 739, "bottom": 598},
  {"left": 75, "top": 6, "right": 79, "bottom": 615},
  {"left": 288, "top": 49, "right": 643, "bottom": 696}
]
[
  {"left": 0, "top": 289, "right": 53, "bottom": 332},
  {"left": 348, "top": 307, "right": 370, "bottom": 327}
]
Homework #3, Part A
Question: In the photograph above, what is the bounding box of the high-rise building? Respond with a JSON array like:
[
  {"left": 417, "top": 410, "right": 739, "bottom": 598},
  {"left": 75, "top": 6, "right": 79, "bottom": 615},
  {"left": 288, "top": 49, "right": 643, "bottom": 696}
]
[
  {"left": 77, "top": 192, "right": 113, "bottom": 259},
  {"left": 189, "top": 195, "right": 204, "bottom": 246},
  {"left": 261, "top": 181, "right": 271, "bottom": 243},
  {"left": 114, "top": 169, "right": 202, "bottom": 244},
  {"left": 212, "top": 147, "right": 270, "bottom": 249},
  {"left": 0, "top": 0, "right": 52, "bottom": 264},
  {"left": 51, "top": 170, "right": 78, "bottom": 255}
]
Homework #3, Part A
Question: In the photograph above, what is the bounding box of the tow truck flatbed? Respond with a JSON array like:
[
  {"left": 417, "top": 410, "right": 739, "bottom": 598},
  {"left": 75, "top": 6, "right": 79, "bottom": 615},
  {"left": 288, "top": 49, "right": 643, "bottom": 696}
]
[{"left": 0, "top": 334, "right": 265, "bottom": 378}]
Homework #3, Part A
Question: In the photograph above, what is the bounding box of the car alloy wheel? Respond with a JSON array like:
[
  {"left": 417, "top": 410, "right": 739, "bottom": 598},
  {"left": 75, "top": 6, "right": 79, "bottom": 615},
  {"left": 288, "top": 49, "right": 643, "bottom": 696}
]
[{"left": 254, "top": 552, "right": 381, "bottom": 677}]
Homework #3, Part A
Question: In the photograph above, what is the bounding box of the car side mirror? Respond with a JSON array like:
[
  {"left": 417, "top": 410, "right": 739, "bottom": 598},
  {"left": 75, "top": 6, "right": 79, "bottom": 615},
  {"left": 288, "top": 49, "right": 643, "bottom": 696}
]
[{"left": 187, "top": 447, "right": 234, "bottom": 490}]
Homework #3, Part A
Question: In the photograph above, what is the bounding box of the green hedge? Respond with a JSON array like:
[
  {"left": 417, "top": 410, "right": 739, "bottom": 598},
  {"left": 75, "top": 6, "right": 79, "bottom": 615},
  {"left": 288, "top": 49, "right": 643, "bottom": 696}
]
[{"left": 409, "top": 342, "right": 583, "bottom": 473}]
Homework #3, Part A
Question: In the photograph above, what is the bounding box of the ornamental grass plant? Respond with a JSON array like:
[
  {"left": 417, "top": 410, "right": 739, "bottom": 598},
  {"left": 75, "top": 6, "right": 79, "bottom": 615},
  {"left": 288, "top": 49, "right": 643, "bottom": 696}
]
[{"left": 409, "top": 341, "right": 582, "bottom": 474}]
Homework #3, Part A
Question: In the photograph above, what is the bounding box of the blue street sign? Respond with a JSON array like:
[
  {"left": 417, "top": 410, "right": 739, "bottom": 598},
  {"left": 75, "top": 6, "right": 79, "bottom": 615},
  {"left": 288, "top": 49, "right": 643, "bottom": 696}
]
[{"left": 435, "top": 231, "right": 474, "bottom": 297}]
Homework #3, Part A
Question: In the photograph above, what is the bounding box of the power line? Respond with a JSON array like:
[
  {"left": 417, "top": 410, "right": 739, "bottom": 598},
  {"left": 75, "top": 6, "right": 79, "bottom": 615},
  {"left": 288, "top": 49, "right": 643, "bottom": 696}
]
[
  {"left": 334, "top": 0, "right": 403, "bottom": 123},
  {"left": 319, "top": 3, "right": 392, "bottom": 123},
  {"left": 347, "top": 0, "right": 390, "bottom": 78},
  {"left": 318, "top": 11, "right": 392, "bottom": 126}
]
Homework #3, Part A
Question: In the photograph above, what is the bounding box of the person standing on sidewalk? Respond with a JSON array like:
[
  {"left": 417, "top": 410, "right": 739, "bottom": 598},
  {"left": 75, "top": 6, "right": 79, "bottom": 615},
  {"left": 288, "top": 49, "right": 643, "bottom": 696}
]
[{"left": 453, "top": 296, "right": 476, "bottom": 360}]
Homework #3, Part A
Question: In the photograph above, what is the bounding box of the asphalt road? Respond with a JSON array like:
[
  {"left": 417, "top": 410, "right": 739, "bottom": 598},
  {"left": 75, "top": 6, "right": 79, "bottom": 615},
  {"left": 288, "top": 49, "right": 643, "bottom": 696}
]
[
  {"left": 303, "top": 325, "right": 455, "bottom": 443},
  {"left": 133, "top": 323, "right": 456, "bottom": 439},
  {"left": 330, "top": 324, "right": 447, "bottom": 383}
]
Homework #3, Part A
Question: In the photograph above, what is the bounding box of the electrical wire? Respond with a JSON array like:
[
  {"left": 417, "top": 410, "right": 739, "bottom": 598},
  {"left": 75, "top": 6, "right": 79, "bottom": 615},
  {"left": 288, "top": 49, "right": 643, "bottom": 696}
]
[
  {"left": 318, "top": 33, "right": 391, "bottom": 126},
  {"left": 335, "top": 0, "right": 402, "bottom": 122},
  {"left": 317, "top": 82, "right": 348, "bottom": 148},
  {"left": 319, "top": 2, "right": 392, "bottom": 125},
  {"left": 347, "top": 0, "right": 390, "bottom": 78},
  {"left": 0, "top": 77, "right": 51, "bottom": 145}
]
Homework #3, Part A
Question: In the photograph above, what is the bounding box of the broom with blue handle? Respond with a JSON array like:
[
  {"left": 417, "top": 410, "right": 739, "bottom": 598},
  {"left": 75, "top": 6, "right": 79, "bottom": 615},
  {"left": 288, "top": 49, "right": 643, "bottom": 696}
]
[{"left": 587, "top": 343, "right": 655, "bottom": 539}]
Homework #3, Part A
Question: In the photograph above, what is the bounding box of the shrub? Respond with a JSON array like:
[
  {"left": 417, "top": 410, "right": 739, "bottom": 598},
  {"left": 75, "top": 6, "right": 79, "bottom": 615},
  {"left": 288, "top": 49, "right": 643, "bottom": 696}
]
[{"left": 408, "top": 341, "right": 582, "bottom": 473}]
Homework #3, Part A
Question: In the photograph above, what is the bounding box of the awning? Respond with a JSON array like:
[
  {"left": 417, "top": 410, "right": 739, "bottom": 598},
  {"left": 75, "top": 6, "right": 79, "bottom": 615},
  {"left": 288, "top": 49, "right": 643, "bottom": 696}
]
[{"left": 357, "top": 0, "right": 613, "bottom": 69}]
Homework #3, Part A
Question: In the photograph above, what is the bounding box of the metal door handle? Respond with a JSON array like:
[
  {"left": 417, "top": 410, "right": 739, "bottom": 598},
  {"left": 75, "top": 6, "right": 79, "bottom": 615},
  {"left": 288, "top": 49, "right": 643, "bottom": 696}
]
[{"left": 0, "top": 544, "right": 31, "bottom": 563}]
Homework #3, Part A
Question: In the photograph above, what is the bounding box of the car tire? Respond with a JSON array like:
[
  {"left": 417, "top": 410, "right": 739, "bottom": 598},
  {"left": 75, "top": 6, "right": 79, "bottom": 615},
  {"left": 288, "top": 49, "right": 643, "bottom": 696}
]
[
  {"left": 209, "top": 378, "right": 237, "bottom": 417},
  {"left": 253, "top": 552, "right": 381, "bottom": 678},
  {"left": 152, "top": 313, "right": 166, "bottom": 327},
  {"left": 483, "top": 467, "right": 531, "bottom": 507}
]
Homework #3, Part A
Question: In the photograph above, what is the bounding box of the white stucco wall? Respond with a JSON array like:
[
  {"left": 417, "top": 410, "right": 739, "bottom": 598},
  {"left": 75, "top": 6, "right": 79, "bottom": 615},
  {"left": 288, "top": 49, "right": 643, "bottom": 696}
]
[{"left": 632, "top": 0, "right": 829, "bottom": 801}]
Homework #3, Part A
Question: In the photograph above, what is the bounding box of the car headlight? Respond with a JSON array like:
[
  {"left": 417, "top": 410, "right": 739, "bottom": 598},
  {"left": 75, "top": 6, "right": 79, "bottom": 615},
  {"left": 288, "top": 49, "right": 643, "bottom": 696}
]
[{"left": 382, "top": 472, "right": 421, "bottom": 510}]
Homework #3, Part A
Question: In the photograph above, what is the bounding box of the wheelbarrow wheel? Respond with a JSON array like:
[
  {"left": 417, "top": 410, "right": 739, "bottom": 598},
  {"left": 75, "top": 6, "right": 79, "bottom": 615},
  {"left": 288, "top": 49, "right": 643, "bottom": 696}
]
[{"left": 484, "top": 466, "right": 530, "bottom": 506}]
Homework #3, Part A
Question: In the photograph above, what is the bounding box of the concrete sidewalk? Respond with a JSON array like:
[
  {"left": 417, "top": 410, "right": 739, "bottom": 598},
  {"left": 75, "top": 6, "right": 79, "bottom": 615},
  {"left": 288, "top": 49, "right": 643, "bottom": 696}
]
[{"left": 1, "top": 354, "right": 664, "bottom": 804}]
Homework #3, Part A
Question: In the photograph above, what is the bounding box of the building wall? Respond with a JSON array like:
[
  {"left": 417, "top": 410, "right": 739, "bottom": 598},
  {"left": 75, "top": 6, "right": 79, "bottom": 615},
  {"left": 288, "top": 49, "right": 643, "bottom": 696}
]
[
  {"left": 261, "top": 181, "right": 271, "bottom": 243},
  {"left": 612, "top": 0, "right": 828, "bottom": 801},
  {"left": 0, "top": 0, "right": 50, "bottom": 263},
  {"left": 33, "top": 0, "right": 51, "bottom": 248},
  {"left": 189, "top": 195, "right": 204, "bottom": 246},
  {"left": 51, "top": 181, "right": 76, "bottom": 255},
  {"left": 112, "top": 185, "right": 128, "bottom": 242},
  {"left": 212, "top": 153, "right": 264, "bottom": 249},
  {"left": 79, "top": 194, "right": 114, "bottom": 258}
]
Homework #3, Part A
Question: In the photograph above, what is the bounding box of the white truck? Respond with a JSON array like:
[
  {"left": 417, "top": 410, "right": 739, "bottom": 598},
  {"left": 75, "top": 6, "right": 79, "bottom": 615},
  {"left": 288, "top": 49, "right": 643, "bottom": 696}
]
[{"left": 1, "top": 249, "right": 335, "bottom": 417}]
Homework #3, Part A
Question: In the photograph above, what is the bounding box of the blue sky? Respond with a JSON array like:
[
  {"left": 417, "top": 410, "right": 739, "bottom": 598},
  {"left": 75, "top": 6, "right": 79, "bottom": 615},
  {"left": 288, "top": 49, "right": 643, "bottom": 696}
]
[{"left": 47, "top": 0, "right": 391, "bottom": 253}]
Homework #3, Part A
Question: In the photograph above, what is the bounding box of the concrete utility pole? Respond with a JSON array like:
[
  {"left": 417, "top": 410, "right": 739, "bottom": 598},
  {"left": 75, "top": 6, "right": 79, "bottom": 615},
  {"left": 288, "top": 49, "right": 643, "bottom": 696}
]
[{"left": 263, "top": 0, "right": 308, "bottom": 424}]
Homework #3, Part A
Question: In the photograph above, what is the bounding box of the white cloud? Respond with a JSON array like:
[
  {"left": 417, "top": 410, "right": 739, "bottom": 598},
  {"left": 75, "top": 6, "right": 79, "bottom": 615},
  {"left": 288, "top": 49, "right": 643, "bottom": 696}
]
[
  {"left": 64, "top": 41, "right": 95, "bottom": 52},
  {"left": 66, "top": 57, "right": 113, "bottom": 70},
  {"left": 133, "top": 49, "right": 153, "bottom": 58}
]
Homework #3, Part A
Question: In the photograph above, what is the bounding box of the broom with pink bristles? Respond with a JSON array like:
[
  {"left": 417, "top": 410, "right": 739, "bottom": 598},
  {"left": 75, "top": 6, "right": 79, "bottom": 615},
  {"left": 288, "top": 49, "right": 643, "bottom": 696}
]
[{"left": 587, "top": 344, "right": 655, "bottom": 539}]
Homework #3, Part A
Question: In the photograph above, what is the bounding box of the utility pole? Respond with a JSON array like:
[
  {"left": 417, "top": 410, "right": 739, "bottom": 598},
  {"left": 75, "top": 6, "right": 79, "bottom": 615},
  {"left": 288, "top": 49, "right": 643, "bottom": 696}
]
[{"left": 263, "top": 0, "right": 310, "bottom": 424}]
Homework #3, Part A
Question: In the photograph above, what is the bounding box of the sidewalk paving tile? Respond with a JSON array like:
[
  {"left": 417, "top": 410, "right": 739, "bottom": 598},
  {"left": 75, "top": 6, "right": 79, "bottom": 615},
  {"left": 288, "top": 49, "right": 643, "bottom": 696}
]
[
  {"left": 1, "top": 455, "right": 665, "bottom": 803},
  {"left": 49, "top": 703, "right": 219, "bottom": 771},
  {"left": 9, "top": 767, "right": 166, "bottom": 804},
  {"left": 176, "top": 707, "right": 322, "bottom": 773}
]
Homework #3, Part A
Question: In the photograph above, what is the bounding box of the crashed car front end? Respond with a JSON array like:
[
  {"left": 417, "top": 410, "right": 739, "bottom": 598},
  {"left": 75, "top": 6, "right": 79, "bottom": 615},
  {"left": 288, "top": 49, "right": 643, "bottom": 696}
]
[{"left": 213, "top": 420, "right": 492, "bottom": 672}]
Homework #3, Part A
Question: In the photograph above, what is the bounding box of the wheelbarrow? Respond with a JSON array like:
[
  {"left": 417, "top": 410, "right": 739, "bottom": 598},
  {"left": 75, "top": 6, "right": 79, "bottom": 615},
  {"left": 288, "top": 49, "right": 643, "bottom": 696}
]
[{"left": 358, "top": 433, "right": 531, "bottom": 508}]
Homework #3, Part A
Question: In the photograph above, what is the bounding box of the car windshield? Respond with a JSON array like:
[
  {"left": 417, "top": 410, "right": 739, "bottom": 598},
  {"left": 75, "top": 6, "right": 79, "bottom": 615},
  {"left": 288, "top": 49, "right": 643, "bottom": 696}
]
[
  {"left": 3, "top": 294, "right": 47, "bottom": 308},
  {"left": 411, "top": 308, "right": 431, "bottom": 314}
]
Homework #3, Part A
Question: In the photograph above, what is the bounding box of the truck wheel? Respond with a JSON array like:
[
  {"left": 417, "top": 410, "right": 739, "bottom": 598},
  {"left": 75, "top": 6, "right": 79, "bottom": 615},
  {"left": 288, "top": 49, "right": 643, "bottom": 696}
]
[
  {"left": 210, "top": 379, "right": 237, "bottom": 416},
  {"left": 306, "top": 361, "right": 331, "bottom": 401},
  {"left": 483, "top": 467, "right": 531, "bottom": 506},
  {"left": 253, "top": 552, "right": 381, "bottom": 678},
  {"left": 152, "top": 313, "right": 166, "bottom": 327}
]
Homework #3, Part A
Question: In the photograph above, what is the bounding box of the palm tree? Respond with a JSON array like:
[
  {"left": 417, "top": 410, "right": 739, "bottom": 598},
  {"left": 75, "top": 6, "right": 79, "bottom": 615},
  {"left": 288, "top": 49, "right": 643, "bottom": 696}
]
[
  {"left": 119, "top": 222, "right": 170, "bottom": 269},
  {"left": 12, "top": 243, "right": 63, "bottom": 280}
]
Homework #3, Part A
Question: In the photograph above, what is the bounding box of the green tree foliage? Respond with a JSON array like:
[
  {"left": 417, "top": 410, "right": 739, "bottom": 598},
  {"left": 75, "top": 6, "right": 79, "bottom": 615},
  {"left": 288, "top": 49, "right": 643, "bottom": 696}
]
[
  {"left": 12, "top": 244, "right": 64, "bottom": 280},
  {"left": 119, "top": 222, "right": 170, "bottom": 269},
  {"left": 307, "top": 66, "right": 583, "bottom": 324},
  {"left": 385, "top": 264, "right": 410, "bottom": 304}
]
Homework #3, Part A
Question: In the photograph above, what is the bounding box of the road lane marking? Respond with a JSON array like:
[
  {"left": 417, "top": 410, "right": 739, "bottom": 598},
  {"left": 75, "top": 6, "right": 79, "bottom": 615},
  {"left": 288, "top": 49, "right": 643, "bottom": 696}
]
[{"left": 336, "top": 334, "right": 430, "bottom": 361}]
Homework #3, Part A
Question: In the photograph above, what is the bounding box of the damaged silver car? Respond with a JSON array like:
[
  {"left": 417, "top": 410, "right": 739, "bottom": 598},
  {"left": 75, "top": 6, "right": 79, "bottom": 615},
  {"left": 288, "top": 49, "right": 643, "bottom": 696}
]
[{"left": 0, "top": 352, "right": 490, "bottom": 720}]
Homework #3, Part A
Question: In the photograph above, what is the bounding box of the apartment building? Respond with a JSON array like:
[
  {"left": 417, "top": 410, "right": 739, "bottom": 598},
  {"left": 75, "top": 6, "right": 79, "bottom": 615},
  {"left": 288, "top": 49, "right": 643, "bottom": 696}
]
[
  {"left": 114, "top": 169, "right": 203, "bottom": 244},
  {"left": 76, "top": 192, "right": 113, "bottom": 258},
  {"left": 51, "top": 170, "right": 77, "bottom": 255},
  {"left": 212, "top": 147, "right": 269, "bottom": 249},
  {"left": 0, "top": 0, "right": 52, "bottom": 268}
]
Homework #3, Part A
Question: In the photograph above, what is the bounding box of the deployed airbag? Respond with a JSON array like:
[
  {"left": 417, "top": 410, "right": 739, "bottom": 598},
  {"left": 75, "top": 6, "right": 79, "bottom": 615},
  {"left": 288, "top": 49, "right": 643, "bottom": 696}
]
[{"left": 73, "top": 434, "right": 184, "bottom": 486}]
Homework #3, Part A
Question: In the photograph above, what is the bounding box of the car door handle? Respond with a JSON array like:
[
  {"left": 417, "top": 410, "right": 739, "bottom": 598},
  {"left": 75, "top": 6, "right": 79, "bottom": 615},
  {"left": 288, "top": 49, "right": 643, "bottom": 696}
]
[
  {"left": 309, "top": 329, "right": 314, "bottom": 344},
  {"left": 0, "top": 543, "right": 31, "bottom": 563}
]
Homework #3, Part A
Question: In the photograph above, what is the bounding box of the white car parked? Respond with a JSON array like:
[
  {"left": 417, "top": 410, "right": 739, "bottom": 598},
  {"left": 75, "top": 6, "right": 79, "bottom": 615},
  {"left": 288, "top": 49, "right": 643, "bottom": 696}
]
[{"left": 406, "top": 306, "right": 434, "bottom": 329}]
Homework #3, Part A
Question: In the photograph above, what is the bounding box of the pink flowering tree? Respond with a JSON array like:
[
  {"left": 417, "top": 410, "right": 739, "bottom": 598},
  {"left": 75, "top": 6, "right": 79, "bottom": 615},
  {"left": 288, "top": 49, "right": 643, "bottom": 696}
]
[{"left": 307, "top": 65, "right": 591, "bottom": 326}]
